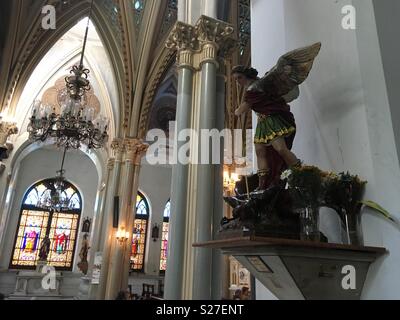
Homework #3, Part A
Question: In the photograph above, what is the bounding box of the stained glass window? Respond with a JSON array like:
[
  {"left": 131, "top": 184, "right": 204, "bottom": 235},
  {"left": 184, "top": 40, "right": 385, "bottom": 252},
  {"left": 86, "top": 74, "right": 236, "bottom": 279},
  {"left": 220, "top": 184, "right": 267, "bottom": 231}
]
[
  {"left": 132, "top": 0, "right": 145, "bottom": 32},
  {"left": 130, "top": 192, "right": 149, "bottom": 272},
  {"left": 160, "top": 200, "right": 170, "bottom": 273},
  {"left": 10, "top": 179, "right": 81, "bottom": 270}
]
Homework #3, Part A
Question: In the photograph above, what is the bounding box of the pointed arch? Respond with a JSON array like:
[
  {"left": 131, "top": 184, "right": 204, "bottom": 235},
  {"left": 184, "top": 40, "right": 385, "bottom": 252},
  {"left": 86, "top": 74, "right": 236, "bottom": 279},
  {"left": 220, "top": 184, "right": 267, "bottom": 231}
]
[
  {"left": 138, "top": 48, "right": 176, "bottom": 138},
  {"left": 4, "top": 1, "right": 125, "bottom": 137}
]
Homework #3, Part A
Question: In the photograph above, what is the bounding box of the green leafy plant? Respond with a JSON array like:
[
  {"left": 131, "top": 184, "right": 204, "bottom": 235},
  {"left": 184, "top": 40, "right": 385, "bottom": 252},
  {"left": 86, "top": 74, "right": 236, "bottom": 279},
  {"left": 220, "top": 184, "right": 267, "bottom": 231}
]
[{"left": 360, "top": 200, "right": 397, "bottom": 223}]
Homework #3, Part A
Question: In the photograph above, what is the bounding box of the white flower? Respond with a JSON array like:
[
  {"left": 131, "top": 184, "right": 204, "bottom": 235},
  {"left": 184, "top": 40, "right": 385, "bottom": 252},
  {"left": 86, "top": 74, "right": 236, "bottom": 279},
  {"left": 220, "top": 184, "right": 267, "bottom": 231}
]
[{"left": 280, "top": 169, "right": 292, "bottom": 181}]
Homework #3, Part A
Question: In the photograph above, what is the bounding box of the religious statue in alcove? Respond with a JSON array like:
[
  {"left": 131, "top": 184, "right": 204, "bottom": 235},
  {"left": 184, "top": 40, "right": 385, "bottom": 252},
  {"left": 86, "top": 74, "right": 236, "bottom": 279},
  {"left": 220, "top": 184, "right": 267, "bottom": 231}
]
[
  {"left": 38, "top": 235, "right": 51, "bottom": 262},
  {"left": 78, "top": 233, "right": 90, "bottom": 275},
  {"left": 233, "top": 42, "right": 321, "bottom": 191},
  {"left": 81, "top": 217, "right": 92, "bottom": 233},
  {"left": 77, "top": 233, "right": 90, "bottom": 275}
]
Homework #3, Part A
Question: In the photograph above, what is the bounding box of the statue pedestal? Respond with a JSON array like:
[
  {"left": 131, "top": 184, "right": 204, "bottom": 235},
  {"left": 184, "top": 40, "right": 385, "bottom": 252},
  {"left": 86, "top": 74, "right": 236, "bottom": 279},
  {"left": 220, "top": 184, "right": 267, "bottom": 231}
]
[
  {"left": 9, "top": 263, "right": 63, "bottom": 300},
  {"left": 76, "top": 276, "right": 91, "bottom": 300},
  {"left": 194, "top": 236, "right": 387, "bottom": 300}
]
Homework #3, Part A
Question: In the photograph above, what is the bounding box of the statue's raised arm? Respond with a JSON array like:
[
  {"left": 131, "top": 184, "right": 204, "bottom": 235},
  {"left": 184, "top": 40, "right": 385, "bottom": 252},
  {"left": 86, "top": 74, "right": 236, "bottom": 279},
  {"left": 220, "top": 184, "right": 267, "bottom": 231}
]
[{"left": 260, "top": 42, "right": 322, "bottom": 99}]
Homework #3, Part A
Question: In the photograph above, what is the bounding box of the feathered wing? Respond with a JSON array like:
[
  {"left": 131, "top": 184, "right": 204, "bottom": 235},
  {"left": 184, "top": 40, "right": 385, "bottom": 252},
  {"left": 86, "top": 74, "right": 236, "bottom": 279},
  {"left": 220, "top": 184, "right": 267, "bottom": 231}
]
[{"left": 260, "top": 42, "right": 321, "bottom": 99}]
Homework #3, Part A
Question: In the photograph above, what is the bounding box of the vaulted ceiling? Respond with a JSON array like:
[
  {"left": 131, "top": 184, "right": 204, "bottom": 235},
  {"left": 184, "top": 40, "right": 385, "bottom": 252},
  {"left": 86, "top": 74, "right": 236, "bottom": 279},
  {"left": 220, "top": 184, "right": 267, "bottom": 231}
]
[
  {"left": 0, "top": 0, "right": 250, "bottom": 143},
  {"left": 0, "top": 0, "right": 178, "bottom": 141}
]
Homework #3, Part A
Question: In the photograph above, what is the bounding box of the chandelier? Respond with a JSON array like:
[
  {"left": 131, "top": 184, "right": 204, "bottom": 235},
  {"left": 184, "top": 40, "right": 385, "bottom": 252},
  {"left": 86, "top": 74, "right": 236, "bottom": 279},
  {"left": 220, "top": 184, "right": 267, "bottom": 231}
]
[
  {"left": 38, "top": 148, "right": 75, "bottom": 212},
  {"left": 28, "top": 0, "right": 108, "bottom": 150}
]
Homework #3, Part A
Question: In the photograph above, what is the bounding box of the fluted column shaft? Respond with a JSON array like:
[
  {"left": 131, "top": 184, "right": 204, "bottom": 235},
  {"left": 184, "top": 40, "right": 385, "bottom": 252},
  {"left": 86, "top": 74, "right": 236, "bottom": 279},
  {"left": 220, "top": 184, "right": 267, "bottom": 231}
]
[
  {"left": 96, "top": 141, "right": 124, "bottom": 300},
  {"left": 164, "top": 45, "right": 195, "bottom": 300},
  {"left": 164, "top": 16, "right": 235, "bottom": 300},
  {"left": 105, "top": 139, "right": 149, "bottom": 300}
]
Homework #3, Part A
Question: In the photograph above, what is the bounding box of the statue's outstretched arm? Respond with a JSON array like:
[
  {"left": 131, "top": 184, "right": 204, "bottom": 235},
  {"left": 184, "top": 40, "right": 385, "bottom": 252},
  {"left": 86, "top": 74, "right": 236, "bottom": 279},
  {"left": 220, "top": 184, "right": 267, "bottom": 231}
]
[{"left": 235, "top": 101, "right": 250, "bottom": 116}]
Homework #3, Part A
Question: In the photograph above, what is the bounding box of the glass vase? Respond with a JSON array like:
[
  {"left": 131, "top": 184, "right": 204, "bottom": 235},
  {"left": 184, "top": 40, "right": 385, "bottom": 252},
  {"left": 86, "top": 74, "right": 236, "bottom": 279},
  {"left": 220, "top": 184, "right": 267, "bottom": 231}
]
[
  {"left": 341, "top": 210, "right": 363, "bottom": 246},
  {"left": 299, "top": 206, "right": 320, "bottom": 242}
]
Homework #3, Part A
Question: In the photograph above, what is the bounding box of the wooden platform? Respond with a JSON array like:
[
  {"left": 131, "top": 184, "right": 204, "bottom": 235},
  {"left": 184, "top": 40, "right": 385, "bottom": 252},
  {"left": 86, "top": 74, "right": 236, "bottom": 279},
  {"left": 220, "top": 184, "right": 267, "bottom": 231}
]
[{"left": 194, "top": 236, "right": 387, "bottom": 256}]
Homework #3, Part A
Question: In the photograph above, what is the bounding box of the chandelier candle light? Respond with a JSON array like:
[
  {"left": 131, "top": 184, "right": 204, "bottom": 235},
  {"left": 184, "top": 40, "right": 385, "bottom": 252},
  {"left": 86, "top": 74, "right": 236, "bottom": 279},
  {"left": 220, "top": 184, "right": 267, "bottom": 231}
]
[
  {"left": 28, "top": 0, "right": 108, "bottom": 149},
  {"left": 38, "top": 148, "right": 74, "bottom": 212}
]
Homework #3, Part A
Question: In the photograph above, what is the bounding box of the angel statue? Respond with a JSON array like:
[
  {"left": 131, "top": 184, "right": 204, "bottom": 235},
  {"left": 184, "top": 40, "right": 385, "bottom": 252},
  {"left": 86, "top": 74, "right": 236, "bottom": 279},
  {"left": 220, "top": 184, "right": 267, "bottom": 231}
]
[{"left": 233, "top": 42, "right": 321, "bottom": 191}]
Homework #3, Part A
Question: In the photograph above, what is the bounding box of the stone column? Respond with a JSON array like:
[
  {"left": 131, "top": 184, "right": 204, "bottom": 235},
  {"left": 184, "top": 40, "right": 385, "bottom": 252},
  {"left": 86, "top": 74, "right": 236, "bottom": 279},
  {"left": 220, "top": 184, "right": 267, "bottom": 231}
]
[
  {"left": 87, "top": 159, "right": 112, "bottom": 300},
  {"left": 192, "top": 16, "right": 235, "bottom": 300},
  {"left": 211, "top": 68, "right": 228, "bottom": 300},
  {"left": 121, "top": 141, "right": 149, "bottom": 289},
  {"left": 96, "top": 139, "right": 124, "bottom": 300},
  {"left": 164, "top": 22, "right": 196, "bottom": 300},
  {"left": 104, "top": 139, "right": 148, "bottom": 299},
  {"left": 164, "top": 16, "right": 235, "bottom": 300}
]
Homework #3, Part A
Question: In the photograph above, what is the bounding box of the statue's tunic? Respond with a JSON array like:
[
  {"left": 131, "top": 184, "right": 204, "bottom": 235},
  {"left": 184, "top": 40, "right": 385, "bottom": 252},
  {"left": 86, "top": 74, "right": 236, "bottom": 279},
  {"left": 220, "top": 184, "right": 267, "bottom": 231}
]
[
  {"left": 244, "top": 81, "right": 296, "bottom": 146},
  {"left": 244, "top": 81, "right": 297, "bottom": 186}
]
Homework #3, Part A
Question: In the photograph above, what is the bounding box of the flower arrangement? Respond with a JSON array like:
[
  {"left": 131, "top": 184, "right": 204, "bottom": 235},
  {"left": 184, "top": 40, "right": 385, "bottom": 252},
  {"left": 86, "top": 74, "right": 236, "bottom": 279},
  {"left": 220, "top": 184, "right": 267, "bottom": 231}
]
[
  {"left": 280, "top": 166, "right": 396, "bottom": 245},
  {"left": 281, "top": 165, "right": 323, "bottom": 207}
]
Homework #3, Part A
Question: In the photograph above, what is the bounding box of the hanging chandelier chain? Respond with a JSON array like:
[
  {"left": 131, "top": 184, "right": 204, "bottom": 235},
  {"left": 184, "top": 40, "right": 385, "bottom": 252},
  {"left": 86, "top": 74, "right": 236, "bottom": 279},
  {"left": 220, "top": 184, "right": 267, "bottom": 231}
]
[
  {"left": 79, "top": 0, "right": 95, "bottom": 68},
  {"left": 58, "top": 147, "right": 67, "bottom": 175}
]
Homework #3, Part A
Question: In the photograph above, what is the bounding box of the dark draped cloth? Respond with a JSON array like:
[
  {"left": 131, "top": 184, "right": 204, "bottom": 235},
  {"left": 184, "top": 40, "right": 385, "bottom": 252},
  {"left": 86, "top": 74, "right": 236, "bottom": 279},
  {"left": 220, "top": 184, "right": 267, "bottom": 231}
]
[{"left": 244, "top": 89, "right": 297, "bottom": 187}]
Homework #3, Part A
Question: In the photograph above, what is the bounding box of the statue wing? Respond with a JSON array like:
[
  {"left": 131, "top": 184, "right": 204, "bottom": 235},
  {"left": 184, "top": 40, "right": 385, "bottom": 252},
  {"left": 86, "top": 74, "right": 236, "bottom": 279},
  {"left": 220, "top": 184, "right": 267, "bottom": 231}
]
[{"left": 259, "top": 42, "right": 321, "bottom": 99}]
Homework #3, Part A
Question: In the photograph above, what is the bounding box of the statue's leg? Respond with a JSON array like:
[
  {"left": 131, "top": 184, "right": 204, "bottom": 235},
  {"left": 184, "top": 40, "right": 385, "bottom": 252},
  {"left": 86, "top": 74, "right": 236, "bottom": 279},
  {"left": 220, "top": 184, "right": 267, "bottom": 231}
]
[
  {"left": 255, "top": 143, "right": 270, "bottom": 190},
  {"left": 271, "top": 137, "right": 300, "bottom": 167}
]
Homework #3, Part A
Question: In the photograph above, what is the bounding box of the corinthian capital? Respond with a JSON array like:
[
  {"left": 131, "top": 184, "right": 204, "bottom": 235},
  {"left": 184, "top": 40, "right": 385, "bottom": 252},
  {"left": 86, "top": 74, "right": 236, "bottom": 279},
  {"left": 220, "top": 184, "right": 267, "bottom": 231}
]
[
  {"left": 195, "top": 15, "right": 234, "bottom": 49},
  {"left": 0, "top": 117, "right": 18, "bottom": 148},
  {"left": 166, "top": 21, "right": 197, "bottom": 52},
  {"left": 165, "top": 16, "right": 236, "bottom": 69},
  {"left": 111, "top": 138, "right": 125, "bottom": 158},
  {"left": 134, "top": 142, "right": 149, "bottom": 166},
  {"left": 123, "top": 138, "right": 149, "bottom": 165}
]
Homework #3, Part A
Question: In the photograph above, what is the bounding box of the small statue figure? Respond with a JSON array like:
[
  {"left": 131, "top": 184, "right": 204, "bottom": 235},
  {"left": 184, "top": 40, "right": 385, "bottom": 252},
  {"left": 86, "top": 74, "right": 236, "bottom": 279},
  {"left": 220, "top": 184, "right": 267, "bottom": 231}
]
[
  {"left": 38, "top": 235, "right": 51, "bottom": 262},
  {"left": 233, "top": 42, "right": 321, "bottom": 191},
  {"left": 77, "top": 233, "right": 90, "bottom": 275},
  {"left": 81, "top": 217, "right": 91, "bottom": 233},
  {"left": 0, "top": 116, "right": 18, "bottom": 161}
]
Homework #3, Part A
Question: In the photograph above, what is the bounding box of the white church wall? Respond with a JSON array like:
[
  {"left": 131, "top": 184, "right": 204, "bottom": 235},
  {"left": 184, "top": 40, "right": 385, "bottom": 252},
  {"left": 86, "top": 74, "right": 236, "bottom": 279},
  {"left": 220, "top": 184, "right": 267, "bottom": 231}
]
[
  {"left": 251, "top": 0, "right": 400, "bottom": 299},
  {"left": 372, "top": 0, "right": 400, "bottom": 160}
]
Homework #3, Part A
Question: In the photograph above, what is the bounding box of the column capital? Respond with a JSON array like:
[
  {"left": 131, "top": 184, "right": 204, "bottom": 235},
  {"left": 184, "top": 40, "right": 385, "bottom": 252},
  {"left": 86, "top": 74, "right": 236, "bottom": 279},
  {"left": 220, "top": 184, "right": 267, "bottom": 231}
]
[
  {"left": 166, "top": 22, "right": 196, "bottom": 70},
  {"left": 0, "top": 117, "right": 18, "bottom": 162},
  {"left": 195, "top": 15, "right": 235, "bottom": 66},
  {"left": 166, "top": 17, "right": 236, "bottom": 70},
  {"left": 111, "top": 138, "right": 125, "bottom": 159},
  {"left": 0, "top": 117, "right": 18, "bottom": 147},
  {"left": 133, "top": 141, "right": 150, "bottom": 166},
  {"left": 123, "top": 138, "right": 149, "bottom": 165},
  {"left": 166, "top": 21, "right": 197, "bottom": 52},
  {"left": 124, "top": 138, "right": 141, "bottom": 162},
  {"left": 195, "top": 15, "right": 234, "bottom": 49}
]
